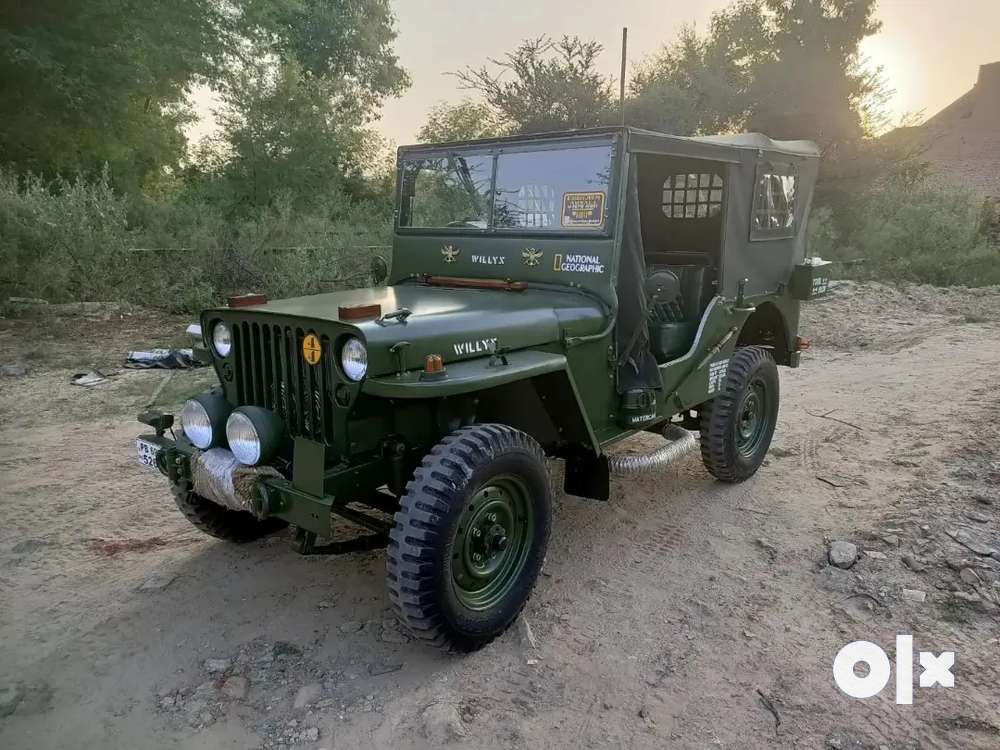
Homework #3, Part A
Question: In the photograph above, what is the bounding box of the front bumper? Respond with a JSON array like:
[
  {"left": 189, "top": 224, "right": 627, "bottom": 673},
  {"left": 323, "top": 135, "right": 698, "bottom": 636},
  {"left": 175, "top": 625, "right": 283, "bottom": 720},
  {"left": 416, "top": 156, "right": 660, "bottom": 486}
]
[{"left": 140, "top": 429, "right": 395, "bottom": 539}]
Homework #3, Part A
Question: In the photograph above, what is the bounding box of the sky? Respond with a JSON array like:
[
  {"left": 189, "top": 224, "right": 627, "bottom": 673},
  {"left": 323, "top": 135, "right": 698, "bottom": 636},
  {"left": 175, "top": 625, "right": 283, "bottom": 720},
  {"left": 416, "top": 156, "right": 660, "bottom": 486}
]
[
  {"left": 189, "top": 0, "right": 1000, "bottom": 147},
  {"left": 377, "top": 0, "right": 1000, "bottom": 145}
]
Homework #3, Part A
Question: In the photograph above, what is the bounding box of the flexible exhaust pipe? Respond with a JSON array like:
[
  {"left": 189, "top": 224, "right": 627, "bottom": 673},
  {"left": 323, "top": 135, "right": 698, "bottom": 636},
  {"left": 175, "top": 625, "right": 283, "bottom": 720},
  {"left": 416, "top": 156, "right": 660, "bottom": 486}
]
[{"left": 607, "top": 424, "right": 698, "bottom": 476}]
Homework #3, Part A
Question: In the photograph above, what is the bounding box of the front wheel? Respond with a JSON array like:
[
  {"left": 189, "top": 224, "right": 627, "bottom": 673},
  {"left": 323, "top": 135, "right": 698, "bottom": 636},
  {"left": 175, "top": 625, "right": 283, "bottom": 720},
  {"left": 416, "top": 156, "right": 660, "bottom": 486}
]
[
  {"left": 699, "top": 346, "right": 779, "bottom": 483},
  {"left": 386, "top": 424, "right": 552, "bottom": 652}
]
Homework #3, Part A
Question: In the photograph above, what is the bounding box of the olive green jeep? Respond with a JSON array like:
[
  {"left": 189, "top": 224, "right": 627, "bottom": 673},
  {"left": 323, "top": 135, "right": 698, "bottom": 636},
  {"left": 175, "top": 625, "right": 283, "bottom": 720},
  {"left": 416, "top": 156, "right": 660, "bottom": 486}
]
[{"left": 137, "top": 127, "right": 827, "bottom": 651}]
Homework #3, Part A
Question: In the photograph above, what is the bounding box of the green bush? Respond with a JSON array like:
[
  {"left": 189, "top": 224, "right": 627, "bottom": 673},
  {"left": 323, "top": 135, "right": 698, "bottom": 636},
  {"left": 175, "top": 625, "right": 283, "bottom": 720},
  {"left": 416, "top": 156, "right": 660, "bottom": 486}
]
[
  {"left": 0, "top": 168, "right": 135, "bottom": 302},
  {"left": 0, "top": 168, "right": 393, "bottom": 312},
  {"left": 809, "top": 178, "right": 999, "bottom": 287}
]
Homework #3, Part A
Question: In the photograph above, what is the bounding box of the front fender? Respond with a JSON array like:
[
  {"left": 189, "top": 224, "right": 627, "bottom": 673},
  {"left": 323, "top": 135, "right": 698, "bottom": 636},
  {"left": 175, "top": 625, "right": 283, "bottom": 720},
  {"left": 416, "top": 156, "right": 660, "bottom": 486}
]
[
  {"left": 362, "top": 350, "right": 600, "bottom": 454},
  {"left": 362, "top": 350, "right": 568, "bottom": 398}
]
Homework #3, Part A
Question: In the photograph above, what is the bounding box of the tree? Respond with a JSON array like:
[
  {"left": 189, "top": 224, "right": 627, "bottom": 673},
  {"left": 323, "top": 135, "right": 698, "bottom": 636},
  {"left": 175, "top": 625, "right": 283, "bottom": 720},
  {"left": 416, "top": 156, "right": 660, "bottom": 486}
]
[
  {"left": 416, "top": 101, "right": 509, "bottom": 143},
  {"left": 203, "top": 54, "right": 377, "bottom": 212},
  {"left": 0, "top": 0, "right": 409, "bottom": 196},
  {"left": 236, "top": 0, "right": 410, "bottom": 116},
  {"left": 745, "top": 0, "right": 882, "bottom": 147},
  {"left": 455, "top": 36, "right": 616, "bottom": 134},
  {"left": 197, "top": 0, "right": 410, "bottom": 211},
  {"left": 627, "top": 0, "right": 881, "bottom": 147},
  {"left": 628, "top": 1, "right": 769, "bottom": 135},
  {"left": 0, "top": 0, "right": 223, "bottom": 190}
]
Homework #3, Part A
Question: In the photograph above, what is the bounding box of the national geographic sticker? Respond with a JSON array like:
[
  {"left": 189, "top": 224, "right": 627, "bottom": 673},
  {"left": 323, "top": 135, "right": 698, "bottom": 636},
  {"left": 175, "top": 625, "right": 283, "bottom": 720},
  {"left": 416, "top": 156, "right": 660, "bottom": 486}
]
[
  {"left": 302, "top": 333, "right": 322, "bottom": 365},
  {"left": 561, "top": 191, "right": 606, "bottom": 227}
]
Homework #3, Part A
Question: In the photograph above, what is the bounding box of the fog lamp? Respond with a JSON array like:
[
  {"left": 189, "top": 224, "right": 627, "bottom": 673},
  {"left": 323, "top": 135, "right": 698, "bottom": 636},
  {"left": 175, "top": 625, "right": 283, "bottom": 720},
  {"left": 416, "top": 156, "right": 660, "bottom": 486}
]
[
  {"left": 181, "top": 392, "right": 231, "bottom": 449},
  {"left": 225, "top": 406, "right": 285, "bottom": 466}
]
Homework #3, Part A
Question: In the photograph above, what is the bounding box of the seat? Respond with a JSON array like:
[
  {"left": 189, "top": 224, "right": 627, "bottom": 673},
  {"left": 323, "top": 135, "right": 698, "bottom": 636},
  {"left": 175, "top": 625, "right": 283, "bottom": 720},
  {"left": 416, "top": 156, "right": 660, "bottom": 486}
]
[{"left": 644, "top": 262, "right": 708, "bottom": 362}]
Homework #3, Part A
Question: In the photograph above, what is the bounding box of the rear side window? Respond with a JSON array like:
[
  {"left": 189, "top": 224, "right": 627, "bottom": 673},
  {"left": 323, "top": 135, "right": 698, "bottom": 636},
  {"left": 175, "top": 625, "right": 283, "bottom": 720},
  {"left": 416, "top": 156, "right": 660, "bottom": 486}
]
[{"left": 751, "top": 164, "right": 797, "bottom": 239}]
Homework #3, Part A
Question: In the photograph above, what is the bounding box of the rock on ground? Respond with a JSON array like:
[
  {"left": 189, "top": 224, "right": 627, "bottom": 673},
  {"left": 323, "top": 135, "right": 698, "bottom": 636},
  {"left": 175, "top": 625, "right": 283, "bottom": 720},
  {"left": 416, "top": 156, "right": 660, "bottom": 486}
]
[{"left": 828, "top": 541, "right": 858, "bottom": 569}]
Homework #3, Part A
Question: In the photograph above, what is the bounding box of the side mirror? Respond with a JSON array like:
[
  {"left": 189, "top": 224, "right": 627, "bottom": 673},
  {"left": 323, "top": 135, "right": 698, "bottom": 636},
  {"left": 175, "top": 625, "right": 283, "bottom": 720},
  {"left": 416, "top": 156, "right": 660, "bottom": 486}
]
[{"left": 370, "top": 255, "right": 389, "bottom": 286}]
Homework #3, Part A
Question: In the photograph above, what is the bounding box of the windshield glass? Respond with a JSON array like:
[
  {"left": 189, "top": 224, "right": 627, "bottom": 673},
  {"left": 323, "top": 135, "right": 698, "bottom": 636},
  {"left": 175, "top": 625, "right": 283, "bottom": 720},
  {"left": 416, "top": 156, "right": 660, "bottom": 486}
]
[
  {"left": 399, "top": 155, "right": 493, "bottom": 228},
  {"left": 398, "top": 139, "right": 615, "bottom": 232},
  {"left": 493, "top": 145, "right": 613, "bottom": 231}
]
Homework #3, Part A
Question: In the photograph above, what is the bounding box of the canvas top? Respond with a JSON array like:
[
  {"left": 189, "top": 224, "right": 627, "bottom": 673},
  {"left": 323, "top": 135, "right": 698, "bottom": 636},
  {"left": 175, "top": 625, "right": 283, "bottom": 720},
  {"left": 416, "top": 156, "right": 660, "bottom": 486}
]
[{"left": 399, "top": 126, "right": 821, "bottom": 160}]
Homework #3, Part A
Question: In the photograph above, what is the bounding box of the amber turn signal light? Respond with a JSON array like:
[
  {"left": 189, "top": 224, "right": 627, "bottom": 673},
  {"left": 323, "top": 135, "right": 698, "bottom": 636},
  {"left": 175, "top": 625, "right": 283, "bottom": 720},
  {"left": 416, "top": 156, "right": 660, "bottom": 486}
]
[
  {"left": 420, "top": 354, "right": 447, "bottom": 382},
  {"left": 339, "top": 303, "right": 381, "bottom": 320},
  {"left": 424, "top": 354, "right": 445, "bottom": 374},
  {"left": 795, "top": 336, "right": 811, "bottom": 351},
  {"left": 228, "top": 293, "right": 267, "bottom": 308}
]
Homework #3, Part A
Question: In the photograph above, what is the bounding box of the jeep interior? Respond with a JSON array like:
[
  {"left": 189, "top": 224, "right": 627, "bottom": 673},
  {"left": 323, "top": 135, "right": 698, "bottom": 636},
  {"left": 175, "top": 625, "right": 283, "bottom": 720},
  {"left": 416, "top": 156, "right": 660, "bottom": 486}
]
[{"left": 635, "top": 154, "right": 725, "bottom": 363}]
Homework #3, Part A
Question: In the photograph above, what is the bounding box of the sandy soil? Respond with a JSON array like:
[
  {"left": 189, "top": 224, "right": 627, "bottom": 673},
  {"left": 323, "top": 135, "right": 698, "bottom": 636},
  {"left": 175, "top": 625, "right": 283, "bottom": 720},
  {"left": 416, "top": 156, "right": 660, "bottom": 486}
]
[{"left": 1, "top": 282, "right": 999, "bottom": 749}]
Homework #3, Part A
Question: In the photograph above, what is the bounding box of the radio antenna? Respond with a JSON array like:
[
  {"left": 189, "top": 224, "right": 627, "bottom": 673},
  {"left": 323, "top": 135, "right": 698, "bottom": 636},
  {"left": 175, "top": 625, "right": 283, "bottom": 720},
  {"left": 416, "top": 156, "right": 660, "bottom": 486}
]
[{"left": 619, "top": 27, "right": 628, "bottom": 126}]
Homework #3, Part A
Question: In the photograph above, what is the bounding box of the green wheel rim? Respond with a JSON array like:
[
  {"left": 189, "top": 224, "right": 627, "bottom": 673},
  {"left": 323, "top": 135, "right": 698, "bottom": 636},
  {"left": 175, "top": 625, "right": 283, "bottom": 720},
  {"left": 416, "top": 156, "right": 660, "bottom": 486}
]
[
  {"left": 452, "top": 476, "right": 534, "bottom": 611},
  {"left": 736, "top": 377, "right": 769, "bottom": 457}
]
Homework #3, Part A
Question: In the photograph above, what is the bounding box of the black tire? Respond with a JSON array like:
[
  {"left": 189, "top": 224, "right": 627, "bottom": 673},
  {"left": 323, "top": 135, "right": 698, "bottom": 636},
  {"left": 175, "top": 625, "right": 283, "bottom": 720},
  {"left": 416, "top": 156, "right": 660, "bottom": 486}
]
[
  {"left": 699, "top": 346, "right": 779, "bottom": 483},
  {"left": 171, "top": 486, "right": 287, "bottom": 543},
  {"left": 386, "top": 424, "right": 552, "bottom": 652}
]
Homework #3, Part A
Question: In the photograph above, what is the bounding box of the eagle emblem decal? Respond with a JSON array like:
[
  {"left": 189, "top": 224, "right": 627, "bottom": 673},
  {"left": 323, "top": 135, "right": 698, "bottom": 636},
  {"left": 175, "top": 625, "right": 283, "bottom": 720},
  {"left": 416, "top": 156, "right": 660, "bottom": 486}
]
[
  {"left": 441, "top": 245, "right": 460, "bottom": 263},
  {"left": 521, "top": 247, "right": 543, "bottom": 267}
]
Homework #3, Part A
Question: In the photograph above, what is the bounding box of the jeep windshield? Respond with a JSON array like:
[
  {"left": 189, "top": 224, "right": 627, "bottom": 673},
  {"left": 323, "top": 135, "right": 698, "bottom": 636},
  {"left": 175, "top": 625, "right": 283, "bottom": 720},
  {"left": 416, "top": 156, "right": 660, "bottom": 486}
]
[{"left": 398, "top": 140, "right": 615, "bottom": 232}]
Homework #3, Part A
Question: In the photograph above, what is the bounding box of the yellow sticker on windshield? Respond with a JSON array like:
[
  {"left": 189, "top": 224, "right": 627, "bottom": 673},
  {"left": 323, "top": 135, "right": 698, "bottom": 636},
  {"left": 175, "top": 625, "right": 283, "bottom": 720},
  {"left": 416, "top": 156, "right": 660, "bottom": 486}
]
[{"left": 561, "top": 191, "right": 606, "bottom": 227}]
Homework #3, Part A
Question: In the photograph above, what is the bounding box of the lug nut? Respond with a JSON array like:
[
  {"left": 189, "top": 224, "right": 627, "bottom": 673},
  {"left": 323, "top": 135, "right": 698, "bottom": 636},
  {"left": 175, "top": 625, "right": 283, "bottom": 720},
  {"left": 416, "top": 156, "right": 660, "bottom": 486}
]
[
  {"left": 487, "top": 513, "right": 497, "bottom": 522},
  {"left": 472, "top": 528, "right": 482, "bottom": 538},
  {"left": 473, "top": 553, "right": 483, "bottom": 562}
]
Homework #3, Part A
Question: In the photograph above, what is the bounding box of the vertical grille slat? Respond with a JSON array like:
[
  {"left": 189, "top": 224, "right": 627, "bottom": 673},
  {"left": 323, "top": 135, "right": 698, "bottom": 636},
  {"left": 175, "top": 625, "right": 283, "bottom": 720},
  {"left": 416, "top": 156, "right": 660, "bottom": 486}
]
[
  {"left": 250, "top": 322, "right": 260, "bottom": 405},
  {"left": 282, "top": 327, "right": 295, "bottom": 427},
  {"left": 232, "top": 325, "right": 245, "bottom": 403},
  {"left": 319, "top": 335, "right": 332, "bottom": 442},
  {"left": 251, "top": 323, "right": 262, "bottom": 406},
  {"left": 241, "top": 322, "right": 255, "bottom": 406},
  {"left": 293, "top": 328, "right": 305, "bottom": 436},
  {"left": 270, "top": 325, "right": 281, "bottom": 415}
]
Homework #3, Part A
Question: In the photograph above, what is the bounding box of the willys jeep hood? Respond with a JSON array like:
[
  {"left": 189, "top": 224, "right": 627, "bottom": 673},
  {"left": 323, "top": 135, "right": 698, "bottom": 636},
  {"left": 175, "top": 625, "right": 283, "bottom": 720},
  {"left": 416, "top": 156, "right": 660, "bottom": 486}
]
[{"left": 223, "top": 283, "right": 607, "bottom": 377}]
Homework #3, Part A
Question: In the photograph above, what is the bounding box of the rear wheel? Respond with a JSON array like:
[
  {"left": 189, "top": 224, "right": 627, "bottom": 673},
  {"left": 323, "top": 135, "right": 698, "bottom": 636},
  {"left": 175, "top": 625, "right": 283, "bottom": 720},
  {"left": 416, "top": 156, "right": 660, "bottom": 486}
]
[
  {"left": 172, "top": 487, "right": 287, "bottom": 542},
  {"left": 699, "top": 346, "right": 779, "bottom": 483},
  {"left": 386, "top": 424, "right": 551, "bottom": 652}
]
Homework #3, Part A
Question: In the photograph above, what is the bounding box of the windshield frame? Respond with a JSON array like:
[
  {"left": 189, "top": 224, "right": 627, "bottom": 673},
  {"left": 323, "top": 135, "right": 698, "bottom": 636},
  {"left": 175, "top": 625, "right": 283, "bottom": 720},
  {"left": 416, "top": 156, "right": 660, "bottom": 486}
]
[{"left": 395, "top": 134, "right": 620, "bottom": 239}]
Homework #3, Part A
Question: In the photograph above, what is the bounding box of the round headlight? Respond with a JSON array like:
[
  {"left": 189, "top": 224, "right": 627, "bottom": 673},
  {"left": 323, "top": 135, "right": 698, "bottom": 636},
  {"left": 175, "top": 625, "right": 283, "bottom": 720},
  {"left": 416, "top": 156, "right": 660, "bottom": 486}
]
[
  {"left": 341, "top": 337, "right": 367, "bottom": 381},
  {"left": 226, "top": 411, "right": 261, "bottom": 465},
  {"left": 212, "top": 322, "right": 232, "bottom": 357},
  {"left": 181, "top": 399, "right": 214, "bottom": 449}
]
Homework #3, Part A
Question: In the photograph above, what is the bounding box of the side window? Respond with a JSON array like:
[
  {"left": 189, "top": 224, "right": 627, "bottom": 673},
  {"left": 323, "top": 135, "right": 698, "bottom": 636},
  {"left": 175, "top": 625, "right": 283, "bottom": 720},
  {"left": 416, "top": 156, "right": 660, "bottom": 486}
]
[
  {"left": 751, "top": 165, "right": 797, "bottom": 239},
  {"left": 661, "top": 173, "right": 723, "bottom": 219}
]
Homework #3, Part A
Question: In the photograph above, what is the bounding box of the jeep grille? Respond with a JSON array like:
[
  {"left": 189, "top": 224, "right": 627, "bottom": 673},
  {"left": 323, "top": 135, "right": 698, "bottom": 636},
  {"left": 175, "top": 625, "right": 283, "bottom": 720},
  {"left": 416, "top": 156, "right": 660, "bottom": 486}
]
[{"left": 231, "top": 322, "right": 335, "bottom": 444}]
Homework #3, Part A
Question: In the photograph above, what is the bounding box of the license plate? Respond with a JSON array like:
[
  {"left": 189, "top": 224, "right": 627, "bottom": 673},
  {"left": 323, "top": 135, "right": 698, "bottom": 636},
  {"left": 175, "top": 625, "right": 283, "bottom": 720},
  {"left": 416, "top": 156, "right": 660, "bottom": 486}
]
[{"left": 136, "top": 438, "right": 160, "bottom": 470}]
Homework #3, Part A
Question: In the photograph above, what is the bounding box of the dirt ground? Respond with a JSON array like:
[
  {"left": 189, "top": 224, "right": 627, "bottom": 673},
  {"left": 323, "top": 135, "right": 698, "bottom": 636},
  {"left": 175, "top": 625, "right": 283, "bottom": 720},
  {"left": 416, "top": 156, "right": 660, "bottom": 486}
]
[{"left": 1, "top": 282, "right": 999, "bottom": 749}]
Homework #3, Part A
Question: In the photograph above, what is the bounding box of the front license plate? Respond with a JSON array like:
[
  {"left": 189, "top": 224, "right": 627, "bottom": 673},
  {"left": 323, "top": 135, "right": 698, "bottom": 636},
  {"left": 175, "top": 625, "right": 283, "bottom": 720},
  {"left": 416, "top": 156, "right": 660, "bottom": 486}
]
[{"left": 136, "top": 438, "right": 160, "bottom": 470}]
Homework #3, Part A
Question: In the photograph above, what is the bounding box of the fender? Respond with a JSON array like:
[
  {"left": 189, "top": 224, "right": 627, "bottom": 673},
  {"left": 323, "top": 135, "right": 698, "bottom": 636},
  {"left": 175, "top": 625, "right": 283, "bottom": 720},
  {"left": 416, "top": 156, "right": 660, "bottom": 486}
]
[{"left": 363, "top": 349, "right": 600, "bottom": 454}]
